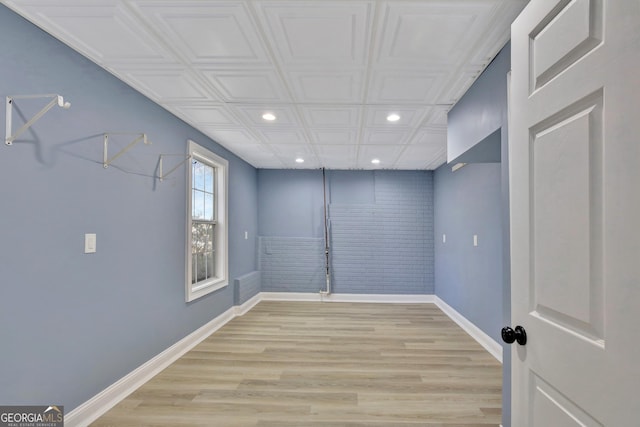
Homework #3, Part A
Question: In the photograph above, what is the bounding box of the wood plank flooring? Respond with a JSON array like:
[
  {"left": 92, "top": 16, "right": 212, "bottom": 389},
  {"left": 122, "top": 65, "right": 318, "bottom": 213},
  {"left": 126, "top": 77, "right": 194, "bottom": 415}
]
[{"left": 92, "top": 301, "right": 502, "bottom": 426}]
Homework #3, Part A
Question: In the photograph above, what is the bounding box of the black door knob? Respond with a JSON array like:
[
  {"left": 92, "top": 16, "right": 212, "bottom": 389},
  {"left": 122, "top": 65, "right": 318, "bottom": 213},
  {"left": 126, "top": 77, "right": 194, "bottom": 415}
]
[{"left": 501, "top": 325, "right": 527, "bottom": 345}]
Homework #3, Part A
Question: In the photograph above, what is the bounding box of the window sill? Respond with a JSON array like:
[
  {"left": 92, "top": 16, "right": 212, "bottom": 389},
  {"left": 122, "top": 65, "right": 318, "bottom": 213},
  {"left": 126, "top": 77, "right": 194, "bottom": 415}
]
[{"left": 187, "top": 279, "right": 228, "bottom": 302}]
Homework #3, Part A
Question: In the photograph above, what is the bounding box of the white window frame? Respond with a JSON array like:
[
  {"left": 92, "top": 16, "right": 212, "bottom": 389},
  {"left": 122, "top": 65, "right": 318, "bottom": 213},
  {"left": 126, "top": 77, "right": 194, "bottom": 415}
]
[{"left": 186, "top": 140, "right": 228, "bottom": 302}]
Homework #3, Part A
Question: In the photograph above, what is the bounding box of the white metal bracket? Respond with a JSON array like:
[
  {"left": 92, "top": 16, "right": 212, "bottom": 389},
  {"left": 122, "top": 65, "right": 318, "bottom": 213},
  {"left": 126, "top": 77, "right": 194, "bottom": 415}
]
[
  {"left": 103, "top": 132, "right": 151, "bottom": 168},
  {"left": 5, "top": 94, "right": 71, "bottom": 145},
  {"left": 158, "top": 154, "right": 191, "bottom": 182}
]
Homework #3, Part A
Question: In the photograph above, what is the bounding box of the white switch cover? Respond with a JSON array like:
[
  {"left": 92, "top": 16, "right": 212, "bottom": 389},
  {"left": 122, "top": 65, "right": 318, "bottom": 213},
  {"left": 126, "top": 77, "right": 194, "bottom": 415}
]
[
  {"left": 244, "top": 231, "right": 248, "bottom": 240},
  {"left": 473, "top": 234, "right": 478, "bottom": 247},
  {"left": 85, "top": 233, "right": 96, "bottom": 253},
  {"left": 442, "top": 234, "right": 446, "bottom": 243}
]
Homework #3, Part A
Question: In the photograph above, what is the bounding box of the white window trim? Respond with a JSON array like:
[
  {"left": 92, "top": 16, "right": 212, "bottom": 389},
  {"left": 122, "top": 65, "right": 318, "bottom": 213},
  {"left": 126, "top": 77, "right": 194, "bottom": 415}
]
[{"left": 186, "top": 139, "right": 229, "bottom": 302}]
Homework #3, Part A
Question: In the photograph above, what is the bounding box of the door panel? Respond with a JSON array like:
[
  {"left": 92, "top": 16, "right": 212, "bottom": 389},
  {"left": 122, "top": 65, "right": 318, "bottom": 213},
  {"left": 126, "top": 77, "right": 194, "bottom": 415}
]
[
  {"left": 531, "top": 91, "right": 604, "bottom": 341},
  {"left": 531, "top": 373, "right": 603, "bottom": 427},
  {"left": 531, "top": 0, "right": 603, "bottom": 90},
  {"left": 510, "top": 0, "right": 640, "bottom": 425}
]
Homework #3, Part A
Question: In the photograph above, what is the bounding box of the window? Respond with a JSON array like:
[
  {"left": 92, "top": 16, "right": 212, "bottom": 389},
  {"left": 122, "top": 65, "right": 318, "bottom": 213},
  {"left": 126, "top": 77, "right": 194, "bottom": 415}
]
[{"left": 186, "top": 140, "right": 228, "bottom": 302}]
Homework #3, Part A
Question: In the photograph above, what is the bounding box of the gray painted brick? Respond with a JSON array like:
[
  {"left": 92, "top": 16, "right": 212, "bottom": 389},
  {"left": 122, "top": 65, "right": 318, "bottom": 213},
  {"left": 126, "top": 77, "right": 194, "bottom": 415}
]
[
  {"left": 258, "top": 171, "right": 434, "bottom": 295},
  {"left": 329, "top": 171, "right": 434, "bottom": 295},
  {"left": 234, "top": 271, "right": 261, "bottom": 305},
  {"left": 259, "top": 237, "right": 326, "bottom": 292}
]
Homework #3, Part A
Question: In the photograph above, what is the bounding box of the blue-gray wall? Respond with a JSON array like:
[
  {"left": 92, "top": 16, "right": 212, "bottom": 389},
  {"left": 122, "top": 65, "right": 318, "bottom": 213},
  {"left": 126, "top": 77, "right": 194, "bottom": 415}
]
[
  {"left": 329, "top": 171, "right": 434, "bottom": 294},
  {"left": 434, "top": 163, "right": 503, "bottom": 336},
  {"left": 0, "top": 5, "right": 258, "bottom": 411},
  {"left": 435, "top": 42, "right": 511, "bottom": 426},
  {"left": 258, "top": 169, "right": 434, "bottom": 294},
  {"left": 257, "top": 170, "right": 325, "bottom": 291},
  {"left": 447, "top": 43, "right": 509, "bottom": 163}
]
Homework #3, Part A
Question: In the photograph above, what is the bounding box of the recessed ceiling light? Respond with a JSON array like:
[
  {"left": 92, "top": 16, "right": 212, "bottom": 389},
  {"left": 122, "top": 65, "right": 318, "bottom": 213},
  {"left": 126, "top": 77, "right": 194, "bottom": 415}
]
[
  {"left": 371, "top": 158, "right": 381, "bottom": 164},
  {"left": 295, "top": 158, "right": 304, "bottom": 163},
  {"left": 262, "top": 112, "right": 276, "bottom": 121},
  {"left": 386, "top": 113, "right": 400, "bottom": 122}
]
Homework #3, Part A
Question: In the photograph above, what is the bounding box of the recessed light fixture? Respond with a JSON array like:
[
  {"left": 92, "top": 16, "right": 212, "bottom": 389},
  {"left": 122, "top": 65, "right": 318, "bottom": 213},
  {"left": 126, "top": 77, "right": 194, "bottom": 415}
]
[
  {"left": 295, "top": 158, "right": 304, "bottom": 163},
  {"left": 386, "top": 113, "right": 400, "bottom": 122},
  {"left": 262, "top": 112, "right": 276, "bottom": 121},
  {"left": 371, "top": 158, "right": 381, "bottom": 164}
]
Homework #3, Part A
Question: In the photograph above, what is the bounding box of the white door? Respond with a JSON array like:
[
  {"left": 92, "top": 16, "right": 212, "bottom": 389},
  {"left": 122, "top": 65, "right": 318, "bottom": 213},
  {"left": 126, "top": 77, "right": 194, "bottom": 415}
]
[{"left": 509, "top": 0, "right": 640, "bottom": 425}]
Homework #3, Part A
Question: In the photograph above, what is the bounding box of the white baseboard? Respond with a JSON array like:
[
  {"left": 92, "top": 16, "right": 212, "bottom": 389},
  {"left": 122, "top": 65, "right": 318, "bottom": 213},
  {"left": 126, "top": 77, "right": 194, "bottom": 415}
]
[
  {"left": 261, "top": 292, "right": 435, "bottom": 304},
  {"left": 234, "top": 292, "right": 262, "bottom": 316},
  {"left": 260, "top": 291, "right": 321, "bottom": 301},
  {"left": 67, "top": 291, "right": 501, "bottom": 425},
  {"left": 319, "top": 293, "right": 435, "bottom": 303},
  {"left": 65, "top": 306, "right": 238, "bottom": 427},
  {"left": 433, "top": 296, "right": 503, "bottom": 363}
]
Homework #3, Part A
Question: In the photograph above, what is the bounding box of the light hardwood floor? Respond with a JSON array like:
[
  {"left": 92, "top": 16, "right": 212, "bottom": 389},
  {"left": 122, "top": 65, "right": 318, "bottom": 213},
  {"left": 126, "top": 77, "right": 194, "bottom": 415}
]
[{"left": 92, "top": 301, "right": 502, "bottom": 426}]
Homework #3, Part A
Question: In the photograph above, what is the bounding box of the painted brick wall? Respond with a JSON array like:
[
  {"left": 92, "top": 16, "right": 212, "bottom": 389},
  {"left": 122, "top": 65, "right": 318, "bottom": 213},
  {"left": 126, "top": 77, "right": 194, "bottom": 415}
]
[
  {"left": 259, "top": 237, "right": 326, "bottom": 292},
  {"left": 234, "top": 271, "right": 261, "bottom": 305},
  {"left": 257, "top": 170, "right": 434, "bottom": 295},
  {"left": 329, "top": 171, "right": 434, "bottom": 294}
]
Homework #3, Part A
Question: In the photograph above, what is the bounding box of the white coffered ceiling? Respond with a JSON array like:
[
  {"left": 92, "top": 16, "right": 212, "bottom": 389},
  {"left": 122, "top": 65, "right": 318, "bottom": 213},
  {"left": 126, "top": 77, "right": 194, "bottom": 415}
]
[{"left": 3, "top": 0, "right": 527, "bottom": 169}]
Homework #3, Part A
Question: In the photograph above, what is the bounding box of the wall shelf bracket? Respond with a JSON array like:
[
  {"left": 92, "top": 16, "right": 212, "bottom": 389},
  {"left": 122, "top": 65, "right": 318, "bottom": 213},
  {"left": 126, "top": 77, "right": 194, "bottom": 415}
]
[
  {"left": 103, "top": 132, "right": 151, "bottom": 168},
  {"left": 5, "top": 94, "right": 71, "bottom": 145},
  {"left": 159, "top": 154, "right": 191, "bottom": 182}
]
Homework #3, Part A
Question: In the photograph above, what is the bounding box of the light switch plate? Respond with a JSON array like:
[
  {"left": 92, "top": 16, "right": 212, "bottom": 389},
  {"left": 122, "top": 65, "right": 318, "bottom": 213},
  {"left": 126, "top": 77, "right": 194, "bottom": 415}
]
[{"left": 85, "top": 233, "right": 96, "bottom": 253}]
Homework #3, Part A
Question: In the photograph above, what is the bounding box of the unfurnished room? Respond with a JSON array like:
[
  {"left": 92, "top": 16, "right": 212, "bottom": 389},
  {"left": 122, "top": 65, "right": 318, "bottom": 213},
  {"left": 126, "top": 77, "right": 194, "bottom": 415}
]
[{"left": 1, "top": 1, "right": 639, "bottom": 426}]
